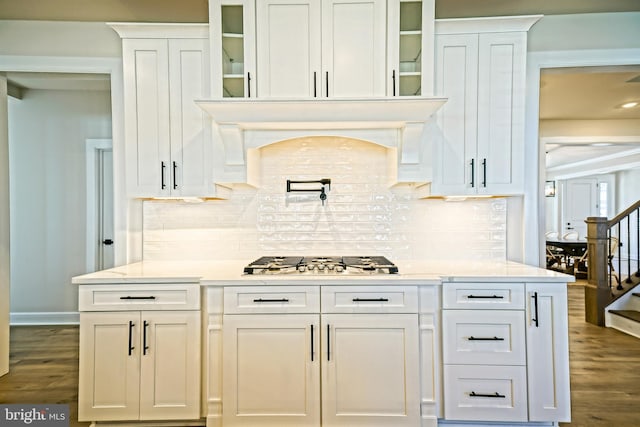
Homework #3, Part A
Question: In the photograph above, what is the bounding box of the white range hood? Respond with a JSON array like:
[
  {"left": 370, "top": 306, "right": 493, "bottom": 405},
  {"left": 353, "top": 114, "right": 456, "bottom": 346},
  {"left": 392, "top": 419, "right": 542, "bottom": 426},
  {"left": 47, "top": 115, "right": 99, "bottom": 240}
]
[{"left": 196, "top": 97, "right": 447, "bottom": 185}]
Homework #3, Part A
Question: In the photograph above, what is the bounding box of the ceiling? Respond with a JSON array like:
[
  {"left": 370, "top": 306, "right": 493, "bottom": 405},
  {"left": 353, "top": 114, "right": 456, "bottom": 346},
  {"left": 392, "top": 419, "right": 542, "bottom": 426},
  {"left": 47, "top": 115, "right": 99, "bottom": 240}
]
[{"left": 541, "top": 66, "right": 640, "bottom": 175}]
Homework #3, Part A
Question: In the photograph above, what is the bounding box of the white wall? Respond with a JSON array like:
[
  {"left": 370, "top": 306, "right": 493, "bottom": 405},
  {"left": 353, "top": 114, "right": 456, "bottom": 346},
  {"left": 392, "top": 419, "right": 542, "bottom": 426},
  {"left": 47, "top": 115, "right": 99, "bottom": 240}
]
[
  {"left": 8, "top": 89, "right": 111, "bottom": 322},
  {"left": 617, "top": 169, "right": 640, "bottom": 211}
]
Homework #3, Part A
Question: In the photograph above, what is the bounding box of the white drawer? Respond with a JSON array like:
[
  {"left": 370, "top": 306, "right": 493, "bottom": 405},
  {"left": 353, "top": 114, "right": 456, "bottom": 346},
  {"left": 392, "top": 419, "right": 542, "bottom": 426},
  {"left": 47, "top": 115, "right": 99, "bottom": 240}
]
[
  {"left": 321, "top": 286, "right": 418, "bottom": 313},
  {"left": 443, "top": 283, "right": 524, "bottom": 310},
  {"left": 443, "top": 310, "right": 526, "bottom": 365},
  {"left": 444, "top": 364, "right": 528, "bottom": 422},
  {"left": 224, "top": 286, "right": 320, "bottom": 314},
  {"left": 79, "top": 283, "right": 200, "bottom": 311}
]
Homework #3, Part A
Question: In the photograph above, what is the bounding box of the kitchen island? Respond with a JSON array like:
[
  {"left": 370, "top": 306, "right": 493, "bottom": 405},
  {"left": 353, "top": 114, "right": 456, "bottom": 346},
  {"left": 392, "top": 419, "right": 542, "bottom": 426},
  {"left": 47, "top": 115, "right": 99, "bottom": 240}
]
[{"left": 73, "top": 259, "right": 572, "bottom": 427}]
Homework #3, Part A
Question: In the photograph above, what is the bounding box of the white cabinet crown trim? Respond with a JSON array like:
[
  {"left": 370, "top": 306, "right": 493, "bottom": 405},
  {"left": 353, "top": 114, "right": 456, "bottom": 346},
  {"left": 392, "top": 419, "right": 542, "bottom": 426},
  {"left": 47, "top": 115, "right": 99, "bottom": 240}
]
[
  {"left": 435, "top": 15, "right": 542, "bottom": 35},
  {"left": 109, "top": 23, "right": 209, "bottom": 39}
]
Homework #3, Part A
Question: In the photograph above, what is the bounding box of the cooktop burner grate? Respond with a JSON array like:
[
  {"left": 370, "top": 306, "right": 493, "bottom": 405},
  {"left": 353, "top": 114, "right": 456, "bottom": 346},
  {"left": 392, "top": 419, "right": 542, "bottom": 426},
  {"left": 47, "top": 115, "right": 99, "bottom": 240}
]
[{"left": 243, "top": 255, "right": 398, "bottom": 275}]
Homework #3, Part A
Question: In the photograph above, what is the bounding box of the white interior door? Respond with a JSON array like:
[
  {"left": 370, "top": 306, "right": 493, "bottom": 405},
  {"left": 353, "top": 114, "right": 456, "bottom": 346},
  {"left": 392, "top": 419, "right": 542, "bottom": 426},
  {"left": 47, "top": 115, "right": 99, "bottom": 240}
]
[
  {"left": 0, "top": 74, "right": 10, "bottom": 377},
  {"left": 561, "top": 177, "right": 598, "bottom": 239},
  {"left": 86, "top": 139, "right": 114, "bottom": 272}
]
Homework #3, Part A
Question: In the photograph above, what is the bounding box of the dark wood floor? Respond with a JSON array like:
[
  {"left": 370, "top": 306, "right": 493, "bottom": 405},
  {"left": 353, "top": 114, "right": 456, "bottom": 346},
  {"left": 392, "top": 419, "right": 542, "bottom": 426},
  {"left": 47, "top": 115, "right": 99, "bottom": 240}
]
[{"left": 1, "top": 284, "right": 640, "bottom": 426}]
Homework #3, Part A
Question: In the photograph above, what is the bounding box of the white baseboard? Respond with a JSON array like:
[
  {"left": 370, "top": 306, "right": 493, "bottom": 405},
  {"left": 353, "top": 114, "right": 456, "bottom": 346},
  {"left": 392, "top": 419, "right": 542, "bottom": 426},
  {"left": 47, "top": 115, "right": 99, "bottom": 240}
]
[{"left": 10, "top": 311, "right": 79, "bottom": 325}]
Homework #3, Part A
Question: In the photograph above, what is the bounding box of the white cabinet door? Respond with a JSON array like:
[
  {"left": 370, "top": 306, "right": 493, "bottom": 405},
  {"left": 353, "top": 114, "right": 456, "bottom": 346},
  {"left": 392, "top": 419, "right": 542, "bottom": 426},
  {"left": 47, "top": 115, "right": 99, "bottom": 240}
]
[
  {"left": 322, "top": 314, "right": 420, "bottom": 427},
  {"left": 210, "top": 0, "right": 257, "bottom": 98},
  {"left": 256, "top": 0, "right": 385, "bottom": 98},
  {"left": 476, "top": 32, "right": 526, "bottom": 195},
  {"left": 79, "top": 312, "right": 141, "bottom": 421},
  {"left": 433, "top": 33, "right": 479, "bottom": 195},
  {"left": 139, "top": 311, "right": 201, "bottom": 420},
  {"left": 526, "top": 283, "right": 571, "bottom": 422},
  {"left": 223, "top": 314, "right": 321, "bottom": 427},
  {"left": 123, "top": 38, "right": 171, "bottom": 197},
  {"left": 123, "top": 36, "right": 211, "bottom": 197},
  {"left": 321, "top": 0, "right": 386, "bottom": 97},
  {"left": 257, "top": 0, "right": 322, "bottom": 98},
  {"left": 80, "top": 311, "right": 200, "bottom": 422},
  {"left": 168, "top": 38, "right": 212, "bottom": 197}
]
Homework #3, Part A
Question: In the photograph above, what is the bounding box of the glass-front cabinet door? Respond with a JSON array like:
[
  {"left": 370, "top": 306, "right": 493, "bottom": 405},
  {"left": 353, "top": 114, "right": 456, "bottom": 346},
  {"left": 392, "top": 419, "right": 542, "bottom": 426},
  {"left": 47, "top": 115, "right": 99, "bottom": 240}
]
[
  {"left": 210, "top": 0, "right": 256, "bottom": 97},
  {"left": 387, "top": 0, "right": 435, "bottom": 96}
]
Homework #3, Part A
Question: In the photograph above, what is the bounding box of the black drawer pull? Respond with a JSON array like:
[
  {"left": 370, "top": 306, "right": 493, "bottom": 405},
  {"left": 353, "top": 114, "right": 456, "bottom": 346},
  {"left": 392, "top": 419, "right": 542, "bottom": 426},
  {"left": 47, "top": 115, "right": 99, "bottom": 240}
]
[
  {"left": 470, "top": 391, "right": 506, "bottom": 398},
  {"left": 466, "top": 294, "right": 504, "bottom": 299},
  {"left": 120, "top": 296, "right": 156, "bottom": 300},
  {"left": 253, "top": 298, "right": 290, "bottom": 303},
  {"left": 352, "top": 298, "right": 389, "bottom": 302},
  {"left": 128, "top": 320, "right": 135, "bottom": 356},
  {"left": 468, "top": 336, "right": 505, "bottom": 341}
]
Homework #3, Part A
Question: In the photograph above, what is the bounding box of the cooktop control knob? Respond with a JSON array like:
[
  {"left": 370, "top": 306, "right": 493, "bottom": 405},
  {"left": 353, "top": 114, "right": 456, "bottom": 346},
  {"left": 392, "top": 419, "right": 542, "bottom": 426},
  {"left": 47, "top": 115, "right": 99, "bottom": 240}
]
[
  {"left": 298, "top": 265, "right": 307, "bottom": 272},
  {"left": 318, "top": 264, "right": 326, "bottom": 271},
  {"left": 335, "top": 265, "right": 344, "bottom": 273}
]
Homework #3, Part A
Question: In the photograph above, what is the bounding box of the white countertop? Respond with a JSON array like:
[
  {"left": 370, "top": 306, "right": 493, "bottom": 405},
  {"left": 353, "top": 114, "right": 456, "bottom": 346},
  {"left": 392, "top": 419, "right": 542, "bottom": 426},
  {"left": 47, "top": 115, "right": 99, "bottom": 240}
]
[{"left": 72, "top": 259, "right": 574, "bottom": 285}]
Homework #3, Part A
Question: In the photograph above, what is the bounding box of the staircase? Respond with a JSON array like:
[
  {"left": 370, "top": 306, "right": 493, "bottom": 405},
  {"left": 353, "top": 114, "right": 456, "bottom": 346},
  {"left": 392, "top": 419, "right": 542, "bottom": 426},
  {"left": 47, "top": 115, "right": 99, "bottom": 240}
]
[{"left": 585, "top": 199, "right": 640, "bottom": 336}]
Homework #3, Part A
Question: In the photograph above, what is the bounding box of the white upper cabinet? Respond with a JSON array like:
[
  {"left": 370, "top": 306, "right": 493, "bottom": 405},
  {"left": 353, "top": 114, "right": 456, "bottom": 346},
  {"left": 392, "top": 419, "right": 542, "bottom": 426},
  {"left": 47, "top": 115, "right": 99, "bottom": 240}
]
[
  {"left": 256, "top": 0, "right": 387, "bottom": 98},
  {"left": 210, "top": 0, "right": 257, "bottom": 97},
  {"left": 432, "top": 16, "right": 540, "bottom": 196},
  {"left": 114, "top": 24, "right": 215, "bottom": 198},
  {"left": 387, "top": 0, "right": 435, "bottom": 96}
]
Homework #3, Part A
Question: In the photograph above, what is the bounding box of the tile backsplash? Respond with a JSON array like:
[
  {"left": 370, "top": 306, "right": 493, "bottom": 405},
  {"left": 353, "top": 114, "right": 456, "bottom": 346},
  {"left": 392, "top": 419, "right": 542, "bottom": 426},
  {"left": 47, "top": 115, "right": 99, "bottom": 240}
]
[{"left": 143, "top": 137, "right": 506, "bottom": 261}]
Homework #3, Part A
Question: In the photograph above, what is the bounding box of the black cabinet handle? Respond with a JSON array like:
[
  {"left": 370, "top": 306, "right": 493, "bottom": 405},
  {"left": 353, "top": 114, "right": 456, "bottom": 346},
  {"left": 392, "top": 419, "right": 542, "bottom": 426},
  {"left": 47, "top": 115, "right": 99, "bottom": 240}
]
[
  {"left": 102, "top": 239, "right": 114, "bottom": 245},
  {"left": 327, "top": 324, "right": 331, "bottom": 361},
  {"left": 470, "top": 159, "right": 475, "bottom": 187},
  {"left": 313, "top": 71, "right": 317, "bottom": 97},
  {"left": 325, "top": 71, "right": 329, "bottom": 97},
  {"left": 466, "top": 294, "right": 504, "bottom": 299},
  {"left": 470, "top": 391, "right": 506, "bottom": 398},
  {"left": 172, "top": 161, "right": 177, "bottom": 190},
  {"left": 532, "top": 291, "right": 539, "bottom": 327},
  {"left": 247, "top": 72, "right": 251, "bottom": 98},
  {"left": 128, "top": 320, "right": 135, "bottom": 356},
  {"left": 468, "top": 336, "right": 505, "bottom": 341},
  {"left": 310, "top": 324, "right": 314, "bottom": 362},
  {"left": 143, "top": 320, "right": 149, "bottom": 355},
  {"left": 252, "top": 298, "right": 290, "bottom": 303},
  {"left": 120, "top": 296, "right": 156, "bottom": 300},
  {"left": 161, "top": 161, "right": 166, "bottom": 189},
  {"left": 482, "top": 158, "right": 487, "bottom": 187},
  {"left": 352, "top": 298, "right": 389, "bottom": 302},
  {"left": 392, "top": 69, "right": 396, "bottom": 96}
]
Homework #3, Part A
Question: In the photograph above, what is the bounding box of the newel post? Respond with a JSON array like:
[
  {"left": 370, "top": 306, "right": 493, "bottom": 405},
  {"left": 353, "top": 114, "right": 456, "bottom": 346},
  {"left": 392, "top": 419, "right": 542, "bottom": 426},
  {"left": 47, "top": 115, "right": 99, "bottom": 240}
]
[{"left": 585, "top": 216, "right": 610, "bottom": 326}]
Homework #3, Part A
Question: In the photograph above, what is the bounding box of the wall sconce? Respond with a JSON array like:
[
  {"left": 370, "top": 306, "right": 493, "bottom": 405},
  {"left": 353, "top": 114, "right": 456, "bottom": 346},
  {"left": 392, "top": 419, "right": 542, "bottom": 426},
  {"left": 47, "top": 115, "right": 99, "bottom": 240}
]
[
  {"left": 286, "top": 178, "right": 331, "bottom": 205},
  {"left": 545, "top": 180, "right": 556, "bottom": 197}
]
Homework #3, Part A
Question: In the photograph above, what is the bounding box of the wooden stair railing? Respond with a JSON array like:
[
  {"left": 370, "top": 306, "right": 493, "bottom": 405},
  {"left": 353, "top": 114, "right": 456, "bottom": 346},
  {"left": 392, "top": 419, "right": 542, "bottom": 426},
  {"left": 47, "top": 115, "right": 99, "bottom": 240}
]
[{"left": 585, "top": 199, "right": 640, "bottom": 326}]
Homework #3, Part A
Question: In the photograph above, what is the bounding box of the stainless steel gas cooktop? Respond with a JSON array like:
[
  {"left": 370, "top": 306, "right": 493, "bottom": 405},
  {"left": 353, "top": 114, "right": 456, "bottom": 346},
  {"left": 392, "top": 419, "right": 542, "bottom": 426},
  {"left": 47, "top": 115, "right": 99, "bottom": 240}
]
[{"left": 243, "top": 256, "right": 399, "bottom": 275}]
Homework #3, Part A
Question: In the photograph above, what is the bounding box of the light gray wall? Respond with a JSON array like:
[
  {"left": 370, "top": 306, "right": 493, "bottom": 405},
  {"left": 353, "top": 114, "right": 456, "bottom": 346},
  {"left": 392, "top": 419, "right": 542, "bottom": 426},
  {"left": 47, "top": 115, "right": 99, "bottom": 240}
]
[
  {"left": 8, "top": 89, "right": 111, "bottom": 318},
  {"left": 528, "top": 12, "right": 640, "bottom": 51},
  {"left": 0, "top": 75, "right": 10, "bottom": 374},
  {"left": 0, "top": 20, "right": 121, "bottom": 58}
]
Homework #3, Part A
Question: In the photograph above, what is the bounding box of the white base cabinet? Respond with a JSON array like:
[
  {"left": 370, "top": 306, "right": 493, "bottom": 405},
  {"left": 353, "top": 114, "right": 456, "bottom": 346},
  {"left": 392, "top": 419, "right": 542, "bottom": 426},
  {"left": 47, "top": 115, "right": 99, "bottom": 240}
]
[
  {"left": 78, "top": 284, "right": 201, "bottom": 423},
  {"left": 441, "top": 281, "right": 570, "bottom": 424},
  {"left": 218, "top": 285, "right": 425, "bottom": 427}
]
